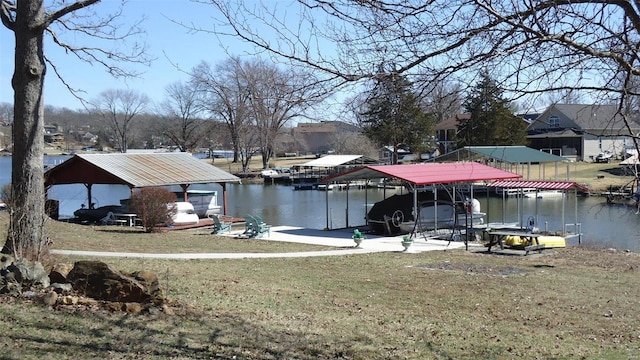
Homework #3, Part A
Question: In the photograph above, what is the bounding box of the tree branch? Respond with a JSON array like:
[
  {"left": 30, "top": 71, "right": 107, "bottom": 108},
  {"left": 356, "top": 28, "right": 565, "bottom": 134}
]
[{"left": 0, "top": 0, "right": 15, "bottom": 31}]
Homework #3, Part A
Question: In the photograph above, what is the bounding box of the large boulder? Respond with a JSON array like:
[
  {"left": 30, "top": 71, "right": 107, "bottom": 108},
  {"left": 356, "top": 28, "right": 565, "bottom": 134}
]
[{"left": 66, "top": 261, "right": 163, "bottom": 304}]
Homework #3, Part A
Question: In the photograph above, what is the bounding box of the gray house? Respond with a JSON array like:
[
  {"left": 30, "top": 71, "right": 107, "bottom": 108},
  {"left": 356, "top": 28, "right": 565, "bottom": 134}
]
[{"left": 527, "top": 104, "right": 640, "bottom": 161}]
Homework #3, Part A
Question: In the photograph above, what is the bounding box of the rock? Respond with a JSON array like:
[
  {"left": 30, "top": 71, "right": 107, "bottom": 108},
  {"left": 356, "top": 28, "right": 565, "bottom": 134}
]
[
  {"left": 49, "top": 282, "right": 73, "bottom": 294},
  {"left": 123, "top": 302, "right": 142, "bottom": 314},
  {"left": 61, "top": 295, "right": 78, "bottom": 305},
  {"left": 131, "top": 270, "right": 164, "bottom": 305},
  {"left": 10, "top": 260, "right": 50, "bottom": 289},
  {"left": 49, "top": 263, "right": 74, "bottom": 284},
  {"left": 77, "top": 297, "right": 99, "bottom": 307},
  {"left": 41, "top": 291, "right": 58, "bottom": 307},
  {"left": 162, "top": 304, "right": 175, "bottom": 315},
  {"left": 0, "top": 259, "right": 49, "bottom": 294},
  {"left": 105, "top": 302, "right": 123, "bottom": 312},
  {"left": 66, "top": 261, "right": 155, "bottom": 303}
]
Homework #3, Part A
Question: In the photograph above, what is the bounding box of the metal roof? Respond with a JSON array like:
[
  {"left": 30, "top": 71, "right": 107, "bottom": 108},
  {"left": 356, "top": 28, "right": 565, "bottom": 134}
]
[
  {"left": 433, "top": 146, "right": 567, "bottom": 164},
  {"left": 322, "top": 162, "right": 521, "bottom": 185},
  {"left": 45, "top": 153, "right": 241, "bottom": 188},
  {"left": 463, "top": 146, "right": 567, "bottom": 163},
  {"left": 298, "top": 155, "right": 380, "bottom": 167},
  {"left": 489, "top": 180, "right": 589, "bottom": 192}
]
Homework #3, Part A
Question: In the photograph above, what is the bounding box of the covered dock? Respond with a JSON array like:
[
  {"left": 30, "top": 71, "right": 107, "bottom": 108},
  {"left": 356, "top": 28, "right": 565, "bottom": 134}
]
[
  {"left": 320, "top": 162, "right": 522, "bottom": 235},
  {"left": 44, "top": 153, "right": 241, "bottom": 217},
  {"left": 487, "top": 180, "right": 590, "bottom": 243}
]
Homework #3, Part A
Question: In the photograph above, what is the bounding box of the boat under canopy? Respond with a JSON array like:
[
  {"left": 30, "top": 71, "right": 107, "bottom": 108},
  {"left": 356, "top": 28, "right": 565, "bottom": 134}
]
[{"left": 321, "top": 162, "right": 522, "bottom": 235}]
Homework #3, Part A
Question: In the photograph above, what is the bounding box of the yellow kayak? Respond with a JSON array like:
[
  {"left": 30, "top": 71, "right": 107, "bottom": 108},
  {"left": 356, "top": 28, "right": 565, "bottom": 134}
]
[{"left": 504, "top": 235, "right": 566, "bottom": 248}]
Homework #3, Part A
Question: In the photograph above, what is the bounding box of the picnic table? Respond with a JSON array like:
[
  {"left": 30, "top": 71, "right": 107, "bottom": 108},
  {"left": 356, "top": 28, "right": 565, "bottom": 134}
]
[
  {"left": 486, "top": 229, "right": 546, "bottom": 255},
  {"left": 113, "top": 213, "right": 138, "bottom": 227}
]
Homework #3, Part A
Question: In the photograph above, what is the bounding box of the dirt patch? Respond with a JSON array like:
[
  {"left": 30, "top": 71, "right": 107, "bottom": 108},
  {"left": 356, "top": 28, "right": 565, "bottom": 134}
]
[{"left": 415, "top": 261, "right": 529, "bottom": 276}]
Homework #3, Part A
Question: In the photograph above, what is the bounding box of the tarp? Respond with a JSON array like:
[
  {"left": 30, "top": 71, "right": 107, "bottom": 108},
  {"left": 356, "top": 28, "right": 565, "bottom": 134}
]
[{"left": 322, "top": 162, "right": 521, "bottom": 185}]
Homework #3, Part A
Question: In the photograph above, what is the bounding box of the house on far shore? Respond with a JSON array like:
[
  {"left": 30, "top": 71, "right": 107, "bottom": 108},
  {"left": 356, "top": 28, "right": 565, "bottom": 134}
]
[
  {"left": 527, "top": 104, "right": 640, "bottom": 162},
  {"left": 434, "top": 114, "right": 470, "bottom": 155},
  {"left": 274, "top": 121, "right": 362, "bottom": 156}
]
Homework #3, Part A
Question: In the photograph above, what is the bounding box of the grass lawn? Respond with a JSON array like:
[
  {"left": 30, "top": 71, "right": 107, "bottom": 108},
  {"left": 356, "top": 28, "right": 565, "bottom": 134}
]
[{"left": 1, "top": 211, "right": 639, "bottom": 359}]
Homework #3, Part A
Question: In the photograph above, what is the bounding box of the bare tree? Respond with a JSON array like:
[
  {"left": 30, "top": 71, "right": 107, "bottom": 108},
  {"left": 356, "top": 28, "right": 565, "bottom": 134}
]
[
  {"left": 193, "top": 57, "right": 327, "bottom": 170},
  {"left": 240, "top": 58, "right": 327, "bottom": 169},
  {"left": 205, "top": 1, "right": 640, "bottom": 143},
  {"left": 0, "top": 102, "right": 13, "bottom": 123},
  {"left": 158, "top": 81, "right": 206, "bottom": 152},
  {"left": 93, "top": 89, "right": 149, "bottom": 153},
  {"left": 420, "top": 82, "right": 464, "bottom": 124},
  {"left": 330, "top": 132, "right": 377, "bottom": 158},
  {"left": 191, "top": 59, "right": 255, "bottom": 170},
  {"left": 1, "top": 0, "right": 148, "bottom": 259}
]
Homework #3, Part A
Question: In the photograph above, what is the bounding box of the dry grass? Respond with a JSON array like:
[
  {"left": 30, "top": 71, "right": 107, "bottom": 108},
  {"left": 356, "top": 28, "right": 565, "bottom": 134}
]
[
  {"left": 0, "top": 211, "right": 639, "bottom": 359},
  {"left": 38, "top": 215, "right": 333, "bottom": 253}
]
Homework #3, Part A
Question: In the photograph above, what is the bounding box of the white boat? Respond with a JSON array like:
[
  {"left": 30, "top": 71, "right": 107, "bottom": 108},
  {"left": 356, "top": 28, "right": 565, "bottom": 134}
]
[
  {"left": 170, "top": 202, "right": 200, "bottom": 226},
  {"left": 523, "top": 190, "right": 564, "bottom": 198},
  {"left": 261, "top": 167, "right": 291, "bottom": 179},
  {"left": 261, "top": 169, "right": 279, "bottom": 177},
  {"left": 317, "top": 183, "right": 348, "bottom": 191},
  {"left": 398, "top": 200, "right": 485, "bottom": 233},
  {"left": 173, "top": 189, "right": 221, "bottom": 218}
]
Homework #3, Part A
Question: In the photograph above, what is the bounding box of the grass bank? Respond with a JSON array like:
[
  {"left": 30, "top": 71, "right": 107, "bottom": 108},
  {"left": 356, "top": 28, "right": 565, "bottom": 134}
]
[{"left": 0, "top": 212, "right": 639, "bottom": 359}]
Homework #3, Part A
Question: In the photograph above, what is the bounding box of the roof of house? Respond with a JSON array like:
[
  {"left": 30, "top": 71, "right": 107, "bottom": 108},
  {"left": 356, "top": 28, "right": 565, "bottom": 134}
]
[
  {"left": 536, "top": 104, "right": 640, "bottom": 131},
  {"left": 322, "top": 162, "right": 521, "bottom": 185},
  {"left": 435, "top": 146, "right": 568, "bottom": 163},
  {"left": 434, "top": 114, "right": 470, "bottom": 131},
  {"left": 527, "top": 129, "right": 581, "bottom": 138},
  {"left": 44, "top": 153, "right": 241, "bottom": 188}
]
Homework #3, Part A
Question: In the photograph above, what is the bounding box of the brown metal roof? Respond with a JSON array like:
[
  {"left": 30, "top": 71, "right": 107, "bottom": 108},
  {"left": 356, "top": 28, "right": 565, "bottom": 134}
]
[{"left": 44, "top": 153, "right": 241, "bottom": 188}]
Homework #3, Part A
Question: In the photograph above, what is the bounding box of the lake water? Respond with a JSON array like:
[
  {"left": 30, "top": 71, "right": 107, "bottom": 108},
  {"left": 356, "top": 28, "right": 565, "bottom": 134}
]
[{"left": 1, "top": 155, "right": 639, "bottom": 251}]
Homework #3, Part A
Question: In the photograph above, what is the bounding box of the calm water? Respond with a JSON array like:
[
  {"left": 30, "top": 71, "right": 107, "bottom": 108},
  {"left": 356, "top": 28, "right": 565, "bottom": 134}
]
[{"left": 1, "top": 156, "right": 639, "bottom": 251}]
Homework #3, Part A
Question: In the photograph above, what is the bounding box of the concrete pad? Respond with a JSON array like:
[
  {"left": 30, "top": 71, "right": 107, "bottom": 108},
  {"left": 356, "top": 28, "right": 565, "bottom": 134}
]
[{"left": 51, "top": 226, "right": 471, "bottom": 259}]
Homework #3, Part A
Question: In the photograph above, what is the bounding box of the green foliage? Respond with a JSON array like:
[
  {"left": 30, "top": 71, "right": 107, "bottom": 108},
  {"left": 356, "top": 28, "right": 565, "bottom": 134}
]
[
  {"left": 359, "top": 73, "right": 435, "bottom": 163},
  {"left": 457, "top": 73, "right": 528, "bottom": 147},
  {"left": 129, "top": 187, "right": 177, "bottom": 233}
]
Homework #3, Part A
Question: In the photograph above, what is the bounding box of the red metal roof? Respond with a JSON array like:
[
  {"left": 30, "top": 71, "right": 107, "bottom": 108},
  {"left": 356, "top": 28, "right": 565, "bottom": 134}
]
[
  {"left": 489, "top": 180, "right": 589, "bottom": 192},
  {"left": 323, "top": 162, "right": 521, "bottom": 185}
]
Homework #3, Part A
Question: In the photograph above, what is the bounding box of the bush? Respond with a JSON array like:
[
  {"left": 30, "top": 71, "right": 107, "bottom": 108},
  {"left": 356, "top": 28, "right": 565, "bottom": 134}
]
[{"left": 129, "top": 187, "right": 177, "bottom": 233}]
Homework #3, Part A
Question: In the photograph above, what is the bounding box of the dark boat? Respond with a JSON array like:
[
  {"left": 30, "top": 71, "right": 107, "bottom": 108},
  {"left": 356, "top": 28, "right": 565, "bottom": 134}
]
[
  {"left": 366, "top": 189, "right": 484, "bottom": 235},
  {"left": 73, "top": 205, "right": 124, "bottom": 223}
]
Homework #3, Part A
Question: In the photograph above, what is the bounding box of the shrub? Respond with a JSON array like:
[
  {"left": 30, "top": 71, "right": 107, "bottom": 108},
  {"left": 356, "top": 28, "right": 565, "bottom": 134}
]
[{"left": 129, "top": 187, "right": 177, "bottom": 233}]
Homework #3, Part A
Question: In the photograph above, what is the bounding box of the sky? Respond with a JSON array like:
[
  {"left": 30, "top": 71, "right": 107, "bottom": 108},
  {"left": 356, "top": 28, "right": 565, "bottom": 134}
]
[{"left": 0, "top": 0, "right": 261, "bottom": 111}]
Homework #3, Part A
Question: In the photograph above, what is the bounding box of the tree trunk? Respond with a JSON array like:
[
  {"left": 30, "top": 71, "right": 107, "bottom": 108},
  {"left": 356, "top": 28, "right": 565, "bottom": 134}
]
[{"left": 4, "top": 1, "right": 48, "bottom": 260}]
